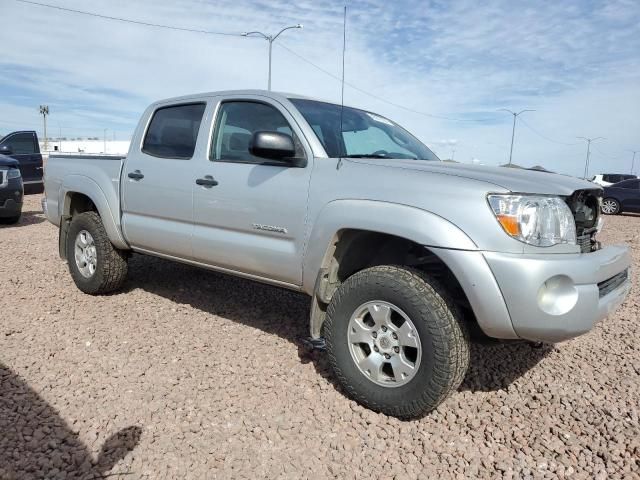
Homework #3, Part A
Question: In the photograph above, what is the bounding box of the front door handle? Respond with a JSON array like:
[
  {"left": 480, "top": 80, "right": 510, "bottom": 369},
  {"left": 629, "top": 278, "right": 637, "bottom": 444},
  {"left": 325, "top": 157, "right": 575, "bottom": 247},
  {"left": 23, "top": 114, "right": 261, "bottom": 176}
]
[
  {"left": 196, "top": 175, "right": 219, "bottom": 187},
  {"left": 128, "top": 170, "right": 144, "bottom": 180}
]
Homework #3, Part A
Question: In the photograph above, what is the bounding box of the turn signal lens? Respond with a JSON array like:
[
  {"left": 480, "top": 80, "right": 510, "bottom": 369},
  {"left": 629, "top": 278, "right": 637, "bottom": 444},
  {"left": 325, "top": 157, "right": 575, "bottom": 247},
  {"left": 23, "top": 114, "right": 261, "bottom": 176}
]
[{"left": 495, "top": 214, "right": 520, "bottom": 236}]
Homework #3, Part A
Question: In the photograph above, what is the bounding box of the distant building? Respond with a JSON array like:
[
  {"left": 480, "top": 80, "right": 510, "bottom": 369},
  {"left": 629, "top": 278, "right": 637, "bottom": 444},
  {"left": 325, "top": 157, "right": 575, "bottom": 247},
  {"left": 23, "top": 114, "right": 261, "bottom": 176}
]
[{"left": 39, "top": 139, "right": 130, "bottom": 155}]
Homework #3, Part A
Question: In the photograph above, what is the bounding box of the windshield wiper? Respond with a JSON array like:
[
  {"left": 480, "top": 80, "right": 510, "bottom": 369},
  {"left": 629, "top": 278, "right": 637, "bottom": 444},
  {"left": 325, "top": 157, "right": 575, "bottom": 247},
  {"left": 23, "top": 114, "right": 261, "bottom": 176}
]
[{"left": 343, "top": 154, "right": 388, "bottom": 158}]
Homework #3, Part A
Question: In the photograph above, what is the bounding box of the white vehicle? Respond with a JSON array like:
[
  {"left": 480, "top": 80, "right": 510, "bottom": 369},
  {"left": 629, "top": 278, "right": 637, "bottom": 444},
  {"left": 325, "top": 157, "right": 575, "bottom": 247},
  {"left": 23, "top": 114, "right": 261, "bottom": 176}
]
[{"left": 591, "top": 173, "right": 637, "bottom": 187}]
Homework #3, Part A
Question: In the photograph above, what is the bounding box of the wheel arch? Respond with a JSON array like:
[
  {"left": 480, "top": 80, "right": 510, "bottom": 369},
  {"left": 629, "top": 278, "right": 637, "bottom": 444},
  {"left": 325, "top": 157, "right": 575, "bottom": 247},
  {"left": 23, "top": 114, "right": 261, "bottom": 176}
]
[
  {"left": 59, "top": 176, "right": 128, "bottom": 259},
  {"left": 304, "top": 200, "right": 480, "bottom": 339}
]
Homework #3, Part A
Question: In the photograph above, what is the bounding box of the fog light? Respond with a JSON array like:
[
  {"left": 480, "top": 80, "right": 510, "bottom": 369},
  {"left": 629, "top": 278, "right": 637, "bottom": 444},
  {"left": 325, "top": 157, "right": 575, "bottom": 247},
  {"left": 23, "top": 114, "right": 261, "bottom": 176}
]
[{"left": 537, "top": 275, "right": 579, "bottom": 316}]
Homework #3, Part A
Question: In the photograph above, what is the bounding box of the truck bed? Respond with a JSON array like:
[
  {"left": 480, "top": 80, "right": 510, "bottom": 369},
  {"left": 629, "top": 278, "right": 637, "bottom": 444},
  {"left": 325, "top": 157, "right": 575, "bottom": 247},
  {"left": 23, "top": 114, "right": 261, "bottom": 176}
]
[{"left": 44, "top": 154, "right": 126, "bottom": 230}]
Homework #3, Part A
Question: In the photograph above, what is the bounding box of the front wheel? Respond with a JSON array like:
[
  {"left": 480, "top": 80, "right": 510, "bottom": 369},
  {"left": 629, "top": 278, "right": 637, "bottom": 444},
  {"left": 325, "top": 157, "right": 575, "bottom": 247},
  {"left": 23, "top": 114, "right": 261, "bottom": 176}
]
[
  {"left": 325, "top": 265, "right": 469, "bottom": 419},
  {"left": 601, "top": 198, "right": 620, "bottom": 215},
  {"left": 66, "top": 211, "right": 128, "bottom": 294}
]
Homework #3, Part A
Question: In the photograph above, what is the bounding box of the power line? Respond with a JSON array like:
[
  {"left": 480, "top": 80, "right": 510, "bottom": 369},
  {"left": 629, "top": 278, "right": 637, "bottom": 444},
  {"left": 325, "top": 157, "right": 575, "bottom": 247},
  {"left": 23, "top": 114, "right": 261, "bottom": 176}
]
[
  {"left": 15, "top": 0, "right": 509, "bottom": 125},
  {"left": 591, "top": 145, "right": 622, "bottom": 160},
  {"left": 14, "top": 0, "right": 246, "bottom": 37},
  {"left": 15, "top": 0, "right": 497, "bottom": 129},
  {"left": 277, "top": 43, "right": 495, "bottom": 123},
  {"left": 518, "top": 118, "right": 580, "bottom": 146}
]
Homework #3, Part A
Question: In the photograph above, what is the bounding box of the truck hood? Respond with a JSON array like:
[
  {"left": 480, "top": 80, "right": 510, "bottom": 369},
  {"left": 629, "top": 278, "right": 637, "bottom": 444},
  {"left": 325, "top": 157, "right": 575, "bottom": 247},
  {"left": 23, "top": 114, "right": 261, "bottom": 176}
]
[
  {"left": 351, "top": 159, "right": 600, "bottom": 195},
  {"left": 0, "top": 154, "right": 19, "bottom": 168}
]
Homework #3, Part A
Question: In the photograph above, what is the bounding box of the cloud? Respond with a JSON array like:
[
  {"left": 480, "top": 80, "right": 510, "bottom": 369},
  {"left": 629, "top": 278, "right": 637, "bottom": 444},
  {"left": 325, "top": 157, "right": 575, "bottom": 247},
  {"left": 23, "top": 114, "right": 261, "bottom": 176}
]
[{"left": 1, "top": 0, "right": 639, "bottom": 176}]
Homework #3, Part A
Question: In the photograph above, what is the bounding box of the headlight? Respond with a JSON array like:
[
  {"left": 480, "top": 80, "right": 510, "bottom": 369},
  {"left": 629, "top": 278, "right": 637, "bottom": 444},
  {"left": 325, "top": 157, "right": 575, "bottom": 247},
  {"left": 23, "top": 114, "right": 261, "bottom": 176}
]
[
  {"left": 488, "top": 194, "right": 577, "bottom": 247},
  {"left": 7, "top": 168, "right": 21, "bottom": 179}
]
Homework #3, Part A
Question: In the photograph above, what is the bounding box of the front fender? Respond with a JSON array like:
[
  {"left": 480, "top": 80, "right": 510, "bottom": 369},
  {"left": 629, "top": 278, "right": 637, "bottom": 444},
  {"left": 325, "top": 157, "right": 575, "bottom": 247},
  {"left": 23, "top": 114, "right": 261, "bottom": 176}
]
[
  {"left": 302, "top": 199, "right": 477, "bottom": 293},
  {"left": 61, "top": 175, "right": 128, "bottom": 250}
]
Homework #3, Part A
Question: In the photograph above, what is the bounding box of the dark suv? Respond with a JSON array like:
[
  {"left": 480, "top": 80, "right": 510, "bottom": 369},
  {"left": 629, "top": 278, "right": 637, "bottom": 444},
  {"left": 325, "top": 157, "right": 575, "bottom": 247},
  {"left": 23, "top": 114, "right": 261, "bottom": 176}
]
[
  {"left": 0, "top": 131, "right": 43, "bottom": 194},
  {"left": 0, "top": 154, "right": 24, "bottom": 224}
]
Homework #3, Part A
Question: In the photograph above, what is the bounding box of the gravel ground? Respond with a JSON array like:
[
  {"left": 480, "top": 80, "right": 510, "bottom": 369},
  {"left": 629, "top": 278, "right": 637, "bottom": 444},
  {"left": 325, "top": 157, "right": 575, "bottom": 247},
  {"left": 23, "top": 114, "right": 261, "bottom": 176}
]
[{"left": 1, "top": 194, "right": 639, "bottom": 479}]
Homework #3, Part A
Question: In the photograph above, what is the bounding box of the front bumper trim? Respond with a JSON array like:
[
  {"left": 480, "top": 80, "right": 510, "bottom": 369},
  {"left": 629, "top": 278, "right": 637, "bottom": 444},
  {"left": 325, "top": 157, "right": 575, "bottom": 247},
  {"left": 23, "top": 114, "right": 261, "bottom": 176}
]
[{"left": 484, "top": 245, "right": 631, "bottom": 343}]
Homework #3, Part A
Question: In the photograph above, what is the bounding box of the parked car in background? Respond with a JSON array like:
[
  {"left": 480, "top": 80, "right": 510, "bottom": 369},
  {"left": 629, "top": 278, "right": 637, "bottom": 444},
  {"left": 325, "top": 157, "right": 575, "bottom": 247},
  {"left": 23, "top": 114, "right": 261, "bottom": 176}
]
[
  {"left": 0, "top": 153, "right": 24, "bottom": 224},
  {"left": 601, "top": 179, "right": 640, "bottom": 215},
  {"left": 591, "top": 173, "right": 637, "bottom": 187},
  {"left": 0, "top": 131, "right": 44, "bottom": 194},
  {"left": 43, "top": 90, "right": 631, "bottom": 418}
]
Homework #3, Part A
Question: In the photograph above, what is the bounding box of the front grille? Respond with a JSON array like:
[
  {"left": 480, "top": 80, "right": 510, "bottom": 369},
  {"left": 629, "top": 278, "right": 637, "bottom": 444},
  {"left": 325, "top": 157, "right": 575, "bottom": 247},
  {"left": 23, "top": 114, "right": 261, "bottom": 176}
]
[{"left": 598, "top": 269, "right": 628, "bottom": 298}]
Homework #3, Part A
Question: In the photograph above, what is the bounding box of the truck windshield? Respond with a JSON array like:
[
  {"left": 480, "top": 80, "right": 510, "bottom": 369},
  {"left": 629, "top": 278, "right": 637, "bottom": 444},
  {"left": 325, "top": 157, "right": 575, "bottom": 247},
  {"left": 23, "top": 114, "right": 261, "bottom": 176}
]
[{"left": 289, "top": 99, "right": 439, "bottom": 161}]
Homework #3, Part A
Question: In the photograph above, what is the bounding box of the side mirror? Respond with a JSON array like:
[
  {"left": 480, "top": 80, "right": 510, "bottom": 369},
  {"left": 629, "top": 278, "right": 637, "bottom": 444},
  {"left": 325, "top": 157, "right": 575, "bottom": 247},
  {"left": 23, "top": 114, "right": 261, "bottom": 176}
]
[
  {"left": 250, "top": 131, "right": 296, "bottom": 162},
  {"left": 0, "top": 145, "right": 13, "bottom": 155}
]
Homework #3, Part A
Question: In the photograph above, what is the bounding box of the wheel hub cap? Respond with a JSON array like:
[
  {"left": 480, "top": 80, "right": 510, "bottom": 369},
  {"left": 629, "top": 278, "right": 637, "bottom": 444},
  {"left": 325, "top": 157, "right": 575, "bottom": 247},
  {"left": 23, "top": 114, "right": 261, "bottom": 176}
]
[
  {"left": 74, "top": 230, "right": 97, "bottom": 278},
  {"left": 347, "top": 301, "right": 422, "bottom": 388},
  {"left": 602, "top": 200, "right": 616, "bottom": 213}
]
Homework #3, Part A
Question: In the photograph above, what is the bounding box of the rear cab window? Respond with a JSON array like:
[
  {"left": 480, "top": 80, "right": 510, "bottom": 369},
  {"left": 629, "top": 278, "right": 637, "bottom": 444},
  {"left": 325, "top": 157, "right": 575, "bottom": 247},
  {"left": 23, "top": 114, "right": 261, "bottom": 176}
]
[{"left": 142, "top": 103, "right": 206, "bottom": 159}]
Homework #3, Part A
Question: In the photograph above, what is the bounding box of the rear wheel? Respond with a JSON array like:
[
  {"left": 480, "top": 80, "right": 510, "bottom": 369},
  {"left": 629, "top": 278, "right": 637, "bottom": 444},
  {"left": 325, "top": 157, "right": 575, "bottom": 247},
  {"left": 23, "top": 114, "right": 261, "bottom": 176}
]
[
  {"left": 325, "top": 265, "right": 469, "bottom": 419},
  {"left": 601, "top": 198, "right": 620, "bottom": 215},
  {"left": 66, "top": 211, "right": 128, "bottom": 294}
]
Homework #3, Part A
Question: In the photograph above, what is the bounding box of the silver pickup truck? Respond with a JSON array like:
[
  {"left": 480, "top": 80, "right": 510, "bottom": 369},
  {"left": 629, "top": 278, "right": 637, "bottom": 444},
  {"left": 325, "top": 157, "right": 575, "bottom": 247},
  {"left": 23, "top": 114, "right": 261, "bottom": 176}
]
[{"left": 43, "top": 90, "right": 631, "bottom": 418}]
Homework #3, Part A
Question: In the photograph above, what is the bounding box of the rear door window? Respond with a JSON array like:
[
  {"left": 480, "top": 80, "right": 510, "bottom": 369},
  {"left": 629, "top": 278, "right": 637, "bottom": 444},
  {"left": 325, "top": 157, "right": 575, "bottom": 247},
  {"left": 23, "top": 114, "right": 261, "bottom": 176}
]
[
  {"left": 142, "top": 103, "right": 206, "bottom": 159},
  {"left": 1, "top": 133, "right": 36, "bottom": 154}
]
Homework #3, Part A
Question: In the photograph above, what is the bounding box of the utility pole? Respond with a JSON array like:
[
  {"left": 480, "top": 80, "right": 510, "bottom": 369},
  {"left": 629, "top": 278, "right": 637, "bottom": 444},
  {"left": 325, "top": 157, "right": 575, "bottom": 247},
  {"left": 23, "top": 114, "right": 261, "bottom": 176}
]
[
  {"left": 630, "top": 150, "right": 638, "bottom": 175},
  {"left": 451, "top": 147, "right": 456, "bottom": 161},
  {"left": 242, "top": 24, "right": 303, "bottom": 91},
  {"left": 39, "top": 105, "right": 49, "bottom": 152},
  {"left": 498, "top": 109, "right": 534, "bottom": 165},
  {"left": 104, "top": 128, "right": 108, "bottom": 154},
  {"left": 577, "top": 137, "right": 604, "bottom": 179}
]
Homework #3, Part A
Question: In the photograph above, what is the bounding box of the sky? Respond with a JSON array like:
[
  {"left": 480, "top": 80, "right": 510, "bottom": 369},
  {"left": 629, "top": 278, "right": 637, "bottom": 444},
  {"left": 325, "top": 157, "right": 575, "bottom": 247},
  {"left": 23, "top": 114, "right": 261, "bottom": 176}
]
[{"left": 1, "top": 0, "right": 639, "bottom": 176}]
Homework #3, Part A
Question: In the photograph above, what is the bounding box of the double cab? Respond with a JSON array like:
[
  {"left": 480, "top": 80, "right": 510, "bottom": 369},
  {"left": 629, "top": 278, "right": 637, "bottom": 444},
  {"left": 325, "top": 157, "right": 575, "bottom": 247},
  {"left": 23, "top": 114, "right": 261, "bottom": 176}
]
[{"left": 43, "top": 90, "right": 631, "bottom": 418}]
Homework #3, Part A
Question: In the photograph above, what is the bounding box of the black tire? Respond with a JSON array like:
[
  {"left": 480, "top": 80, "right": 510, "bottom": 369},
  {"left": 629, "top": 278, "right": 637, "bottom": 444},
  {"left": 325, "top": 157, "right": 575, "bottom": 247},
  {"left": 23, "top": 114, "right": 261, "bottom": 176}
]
[
  {"left": 0, "top": 214, "right": 21, "bottom": 224},
  {"left": 601, "top": 198, "right": 620, "bottom": 215},
  {"left": 325, "top": 265, "right": 469, "bottom": 419},
  {"left": 66, "top": 211, "right": 128, "bottom": 294}
]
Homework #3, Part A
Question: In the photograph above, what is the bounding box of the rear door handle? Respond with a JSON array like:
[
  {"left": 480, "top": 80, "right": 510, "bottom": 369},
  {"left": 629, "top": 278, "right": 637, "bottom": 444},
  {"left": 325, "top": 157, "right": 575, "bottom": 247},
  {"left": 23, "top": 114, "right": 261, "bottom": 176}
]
[
  {"left": 196, "top": 175, "right": 219, "bottom": 187},
  {"left": 128, "top": 170, "right": 144, "bottom": 180}
]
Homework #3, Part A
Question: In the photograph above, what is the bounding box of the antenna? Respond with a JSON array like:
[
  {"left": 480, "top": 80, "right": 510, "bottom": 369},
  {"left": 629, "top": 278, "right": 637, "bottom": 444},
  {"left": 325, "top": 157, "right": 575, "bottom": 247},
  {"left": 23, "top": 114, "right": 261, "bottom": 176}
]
[{"left": 338, "top": 5, "right": 347, "bottom": 168}]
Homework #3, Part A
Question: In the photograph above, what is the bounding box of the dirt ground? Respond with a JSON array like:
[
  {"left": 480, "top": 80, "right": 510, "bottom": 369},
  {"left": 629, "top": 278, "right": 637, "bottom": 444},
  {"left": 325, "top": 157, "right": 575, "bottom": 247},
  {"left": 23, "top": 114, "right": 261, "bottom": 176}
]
[{"left": 1, "top": 194, "right": 638, "bottom": 479}]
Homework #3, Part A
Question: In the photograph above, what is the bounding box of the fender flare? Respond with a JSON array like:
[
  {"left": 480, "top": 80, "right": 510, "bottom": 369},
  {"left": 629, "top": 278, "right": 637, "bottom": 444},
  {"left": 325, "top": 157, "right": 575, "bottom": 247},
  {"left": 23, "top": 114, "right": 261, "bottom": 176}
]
[
  {"left": 302, "top": 199, "right": 478, "bottom": 293},
  {"left": 60, "top": 175, "right": 128, "bottom": 250}
]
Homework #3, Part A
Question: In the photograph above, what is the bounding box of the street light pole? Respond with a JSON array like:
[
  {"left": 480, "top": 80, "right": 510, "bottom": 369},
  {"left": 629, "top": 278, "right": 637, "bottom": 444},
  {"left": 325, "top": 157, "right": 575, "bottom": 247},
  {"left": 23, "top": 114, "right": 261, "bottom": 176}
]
[
  {"left": 39, "top": 105, "right": 49, "bottom": 152},
  {"left": 242, "top": 24, "right": 303, "bottom": 91},
  {"left": 630, "top": 150, "right": 638, "bottom": 175},
  {"left": 498, "top": 108, "right": 535, "bottom": 165},
  {"left": 577, "top": 137, "right": 604, "bottom": 179}
]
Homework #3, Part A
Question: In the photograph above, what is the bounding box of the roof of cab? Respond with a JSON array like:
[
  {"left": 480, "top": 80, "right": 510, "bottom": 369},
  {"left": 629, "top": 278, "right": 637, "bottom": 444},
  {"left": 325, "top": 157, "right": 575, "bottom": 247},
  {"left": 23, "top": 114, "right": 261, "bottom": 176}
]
[{"left": 151, "top": 89, "right": 320, "bottom": 107}]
